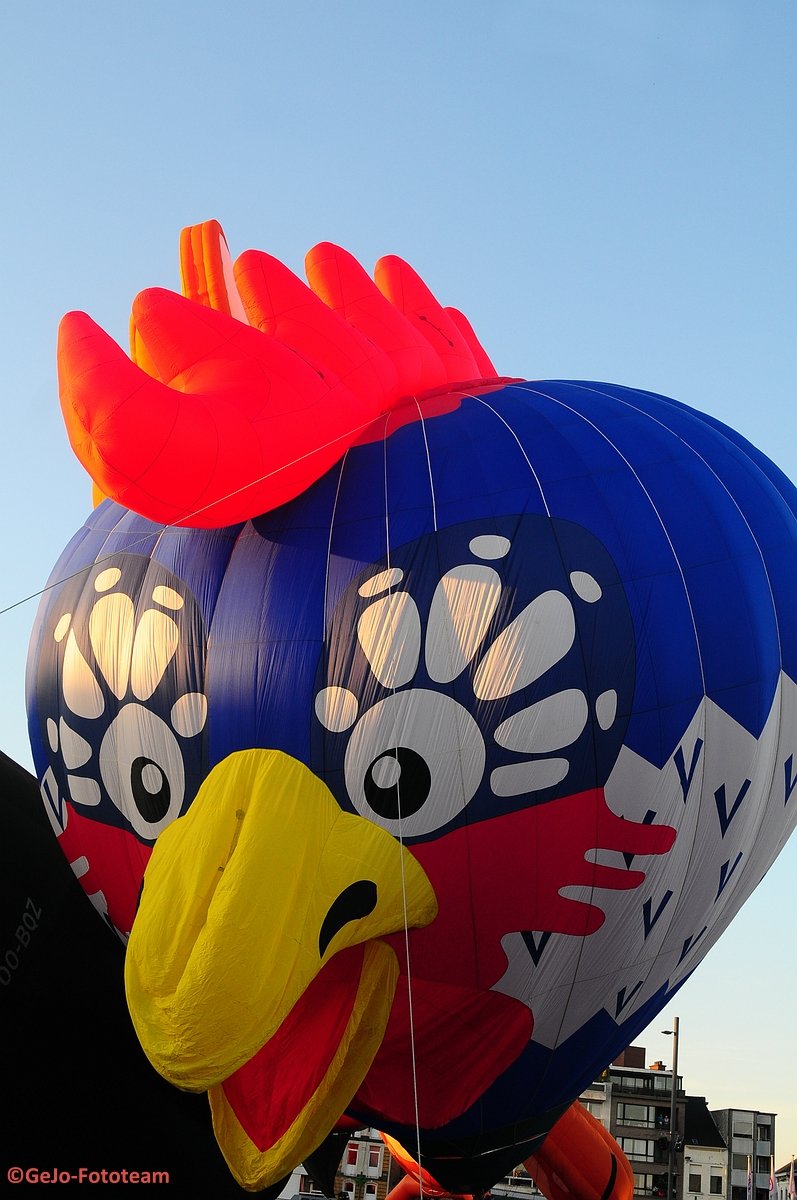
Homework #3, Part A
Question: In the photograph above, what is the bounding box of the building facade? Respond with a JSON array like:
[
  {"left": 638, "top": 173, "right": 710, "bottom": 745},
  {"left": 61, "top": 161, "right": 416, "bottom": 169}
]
[
  {"left": 281, "top": 1128, "right": 392, "bottom": 1200},
  {"left": 580, "top": 1046, "right": 684, "bottom": 1200},
  {"left": 709, "top": 1110, "right": 776, "bottom": 1200},
  {"left": 337, "top": 1128, "right": 400, "bottom": 1200}
]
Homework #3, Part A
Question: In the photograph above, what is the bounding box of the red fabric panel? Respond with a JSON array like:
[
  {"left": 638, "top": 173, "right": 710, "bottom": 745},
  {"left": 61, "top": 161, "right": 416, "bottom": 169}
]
[
  {"left": 354, "top": 975, "right": 532, "bottom": 1128},
  {"left": 305, "top": 242, "right": 448, "bottom": 398},
  {"left": 406, "top": 789, "right": 676, "bottom": 991},
  {"left": 52, "top": 801, "right": 151, "bottom": 936},
  {"left": 221, "top": 943, "right": 366, "bottom": 1152},
  {"left": 374, "top": 255, "right": 480, "bottom": 385},
  {"left": 445, "top": 307, "right": 497, "bottom": 378},
  {"left": 235, "top": 249, "right": 400, "bottom": 409}
]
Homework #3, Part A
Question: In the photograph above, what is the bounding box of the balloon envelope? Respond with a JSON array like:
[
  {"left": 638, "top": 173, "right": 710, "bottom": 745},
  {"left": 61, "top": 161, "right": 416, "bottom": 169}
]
[{"left": 27, "top": 230, "right": 797, "bottom": 1191}]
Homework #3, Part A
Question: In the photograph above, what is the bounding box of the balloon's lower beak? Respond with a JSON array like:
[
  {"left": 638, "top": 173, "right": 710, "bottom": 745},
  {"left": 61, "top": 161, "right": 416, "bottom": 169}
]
[{"left": 124, "top": 748, "right": 437, "bottom": 1191}]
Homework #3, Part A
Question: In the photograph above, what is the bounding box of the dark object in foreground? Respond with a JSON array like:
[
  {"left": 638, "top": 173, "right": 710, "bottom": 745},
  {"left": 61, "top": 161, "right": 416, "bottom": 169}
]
[{"left": 0, "top": 749, "right": 247, "bottom": 1194}]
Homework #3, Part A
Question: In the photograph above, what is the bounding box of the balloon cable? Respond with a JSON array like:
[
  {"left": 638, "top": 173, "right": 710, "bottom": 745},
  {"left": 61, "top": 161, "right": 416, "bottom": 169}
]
[
  {"left": 382, "top": 407, "right": 425, "bottom": 1200},
  {"left": 0, "top": 409, "right": 387, "bottom": 621}
]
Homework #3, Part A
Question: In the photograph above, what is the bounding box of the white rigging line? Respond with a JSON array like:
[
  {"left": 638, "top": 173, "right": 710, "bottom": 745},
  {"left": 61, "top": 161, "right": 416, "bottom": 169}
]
[
  {"left": 381, "top": 402, "right": 426, "bottom": 1200},
  {"left": 0, "top": 410, "right": 384, "bottom": 621}
]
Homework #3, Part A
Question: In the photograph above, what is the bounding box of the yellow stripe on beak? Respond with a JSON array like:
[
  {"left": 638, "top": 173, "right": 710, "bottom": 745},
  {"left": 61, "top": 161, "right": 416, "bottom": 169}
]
[{"left": 125, "top": 748, "right": 437, "bottom": 1090}]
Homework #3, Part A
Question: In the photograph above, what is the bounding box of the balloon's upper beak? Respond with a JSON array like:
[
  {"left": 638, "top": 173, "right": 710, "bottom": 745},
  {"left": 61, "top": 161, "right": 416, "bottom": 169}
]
[{"left": 125, "top": 748, "right": 437, "bottom": 1190}]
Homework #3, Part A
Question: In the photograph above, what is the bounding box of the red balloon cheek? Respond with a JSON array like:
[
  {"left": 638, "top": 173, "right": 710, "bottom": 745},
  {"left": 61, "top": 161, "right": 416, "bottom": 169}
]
[
  {"left": 53, "top": 802, "right": 151, "bottom": 937},
  {"left": 405, "top": 788, "right": 676, "bottom": 990}
]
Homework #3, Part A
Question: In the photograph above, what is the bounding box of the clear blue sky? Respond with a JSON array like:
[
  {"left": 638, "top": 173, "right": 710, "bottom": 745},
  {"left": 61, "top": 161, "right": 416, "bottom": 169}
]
[{"left": 1, "top": 0, "right": 794, "bottom": 1166}]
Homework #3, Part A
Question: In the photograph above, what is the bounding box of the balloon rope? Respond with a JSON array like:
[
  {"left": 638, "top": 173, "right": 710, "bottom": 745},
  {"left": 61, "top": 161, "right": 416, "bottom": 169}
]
[
  {"left": 382, "top": 411, "right": 425, "bottom": 1200},
  {"left": 0, "top": 527, "right": 184, "bottom": 618},
  {"left": 0, "top": 393, "right": 439, "bottom": 620},
  {"left": 0, "top": 411, "right": 382, "bottom": 621},
  {"left": 167, "top": 411, "right": 388, "bottom": 527}
]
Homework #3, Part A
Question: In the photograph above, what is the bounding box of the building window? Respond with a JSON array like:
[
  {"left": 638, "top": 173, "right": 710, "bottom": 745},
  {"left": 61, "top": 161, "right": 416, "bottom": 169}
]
[
  {"left": 689, "top": 1173, "right": 702, "bottom": 1193},
  {"left": 756, "top": 1125, "right": 771, "bottom": 1143},
  {"left": 616, "top": 1103, "right": 670, "bottom": 1129},
  {"left": 346, "top": 1145, "right": 359, "bottom": 1167},
  {"left": 618, "top": 1138, "right": 656, "bottom": 1162},
  {"left": 613, "top": 1072, "right": 674, "bottom": 1095},
  {"left": 618, "top": 1103, "right": 651, "bottom": 1126},
  {"left": 368, "top": 1147, "right": 382, "bottom": 1171},
  {"left": 365, "top": 1187, "right": 377, "bottom": 1200},
  {"left": 633, "top": 1173, "right": 667, "bottom": 1197},
  {"left": 710, "top": 1177, "right": 723, "bottom": 1194},
  {"left": 757, "top": 1158, "right": 770, "bottom": 1174},
  {"left": 732, "top": 1156, "right": 748, "bottom": 1172},
  {"left": 735, "top": 1121, "right": 753, "bottom": 1137}
]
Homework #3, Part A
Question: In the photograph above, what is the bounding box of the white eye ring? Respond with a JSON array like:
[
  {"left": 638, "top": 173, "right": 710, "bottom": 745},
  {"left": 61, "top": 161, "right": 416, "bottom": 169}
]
[
  {"left": 98, "top": 703, "right": 185, "bottom": 839},
  {"left": 344, "top": 689, "right": 485, "bottom": 838}
]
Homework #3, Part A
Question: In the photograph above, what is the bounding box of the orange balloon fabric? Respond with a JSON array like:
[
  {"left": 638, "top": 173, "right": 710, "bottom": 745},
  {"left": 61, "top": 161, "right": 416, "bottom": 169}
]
[
  {"left": 524, "top": 1101, "right": 634, "bottom": 1200},
  {"left": 380, "top": 1133, "right": 472, "bottom": 1200}
]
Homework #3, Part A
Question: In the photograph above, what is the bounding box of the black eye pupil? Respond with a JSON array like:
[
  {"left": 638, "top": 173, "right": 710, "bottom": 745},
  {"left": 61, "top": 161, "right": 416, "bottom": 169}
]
[
  {"left": 131, "top": 756, "right": 171, "bottom": 823},
  {"left": 364, "top": 747, "right": 431, "bottom": 820}
]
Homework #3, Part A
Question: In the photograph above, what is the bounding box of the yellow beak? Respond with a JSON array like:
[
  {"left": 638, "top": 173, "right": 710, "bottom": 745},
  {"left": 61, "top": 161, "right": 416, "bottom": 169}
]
[{"left": 125, "top": 748, "right": 437, "bottom": 1189}]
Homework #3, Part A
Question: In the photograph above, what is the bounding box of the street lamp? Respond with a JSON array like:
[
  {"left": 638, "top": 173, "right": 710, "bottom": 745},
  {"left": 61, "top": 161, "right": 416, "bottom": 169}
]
[{"left": 662, "top": 1018, "right": 680, "bottom": 1200}]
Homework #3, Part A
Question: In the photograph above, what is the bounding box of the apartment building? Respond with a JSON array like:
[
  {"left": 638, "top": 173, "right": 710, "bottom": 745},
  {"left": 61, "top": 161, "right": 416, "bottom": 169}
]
[{"left": 709, "top": 1110, "right": 776, "bottom": 1200}]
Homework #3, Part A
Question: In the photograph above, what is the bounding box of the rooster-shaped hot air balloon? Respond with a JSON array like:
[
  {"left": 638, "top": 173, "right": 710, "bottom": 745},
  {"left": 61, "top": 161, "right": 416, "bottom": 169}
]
[{"left": 27, "top": 222, "right": 797, "bottom": 1195}]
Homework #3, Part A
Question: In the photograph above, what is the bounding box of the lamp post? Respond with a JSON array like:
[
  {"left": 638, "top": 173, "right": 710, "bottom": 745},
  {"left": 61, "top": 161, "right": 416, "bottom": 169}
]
[{"left": 662, "top": 1018, "right": 680, "bottom": 1200}]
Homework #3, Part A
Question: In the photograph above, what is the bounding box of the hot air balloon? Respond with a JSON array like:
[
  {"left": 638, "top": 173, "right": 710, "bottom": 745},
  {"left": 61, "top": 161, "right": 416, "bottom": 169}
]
[{"left": 27, "top": 221, "right": 797, "bottom": 1194}]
